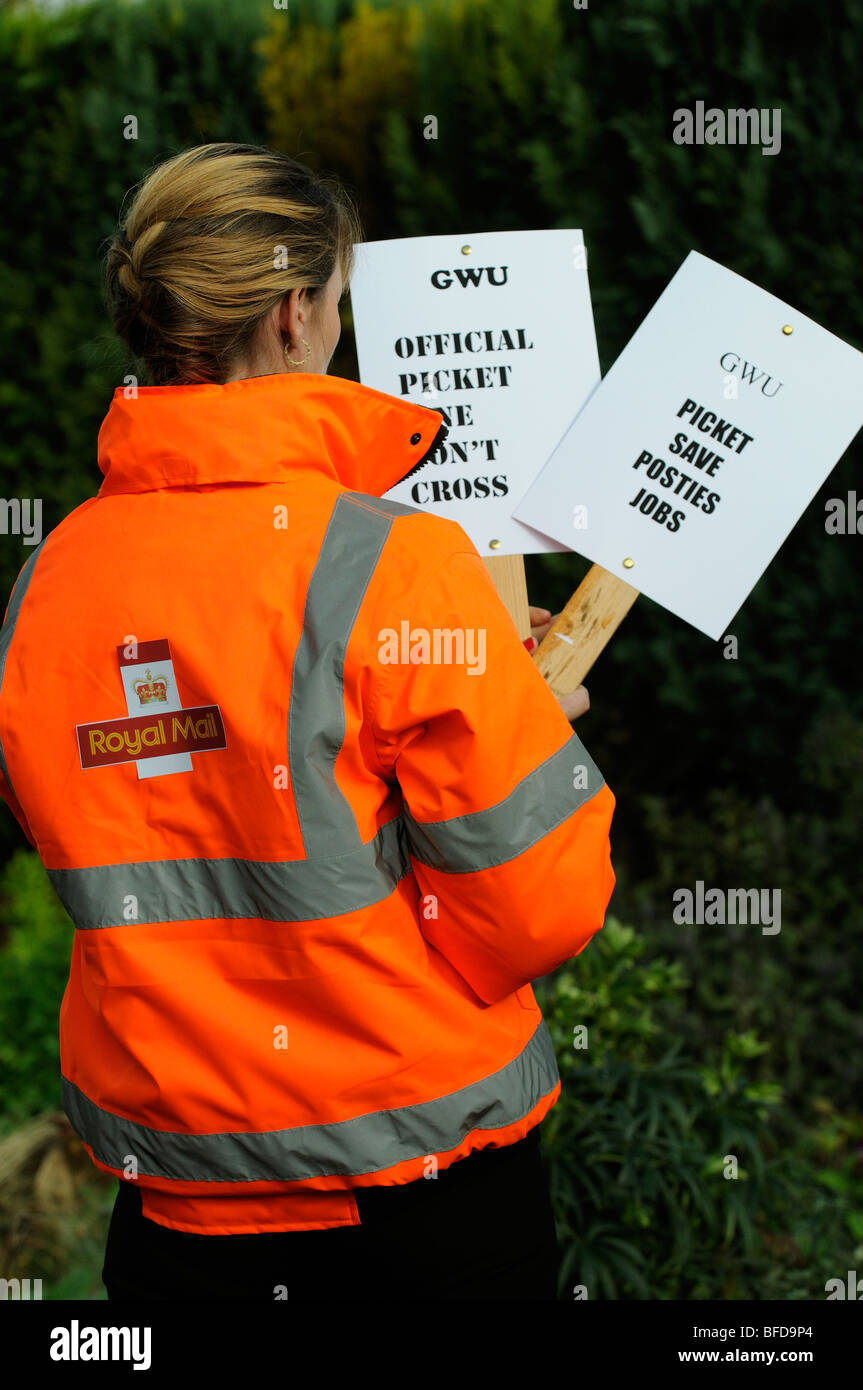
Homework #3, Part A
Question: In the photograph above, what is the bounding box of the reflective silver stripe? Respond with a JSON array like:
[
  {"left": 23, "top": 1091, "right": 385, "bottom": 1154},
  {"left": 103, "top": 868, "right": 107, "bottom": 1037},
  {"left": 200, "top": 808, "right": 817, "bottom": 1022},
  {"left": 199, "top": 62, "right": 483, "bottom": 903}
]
[
  {"left": 48, "top": 814, "right": 411, "bottom": 930},
  {"left": 0, "top": 540, "right": 48, "bottom": 800},
  {"left": 288, "top": 491, "right": 417, "bottom": 858},
  {"left": 403, "top": 730, "right": 606, "bottom": 873},
  {"left": 61, "top": 1017, "right": 559, "bottom": 1183}
]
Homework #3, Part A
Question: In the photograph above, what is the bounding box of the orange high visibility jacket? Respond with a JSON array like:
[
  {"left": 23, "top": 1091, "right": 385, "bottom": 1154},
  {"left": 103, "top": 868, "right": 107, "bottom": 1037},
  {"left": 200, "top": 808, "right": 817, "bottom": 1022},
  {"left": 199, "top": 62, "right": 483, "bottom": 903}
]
[{"left": 0, "top": 372, "right": 615, "bottom": 1235}]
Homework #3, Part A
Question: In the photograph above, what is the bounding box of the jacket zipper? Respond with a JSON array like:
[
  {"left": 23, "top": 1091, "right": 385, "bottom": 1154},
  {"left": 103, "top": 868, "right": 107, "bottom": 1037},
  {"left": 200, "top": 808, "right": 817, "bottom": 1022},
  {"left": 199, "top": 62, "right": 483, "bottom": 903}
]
[{"left": 396, "top": 411, "right": 449, "bottom": 486}]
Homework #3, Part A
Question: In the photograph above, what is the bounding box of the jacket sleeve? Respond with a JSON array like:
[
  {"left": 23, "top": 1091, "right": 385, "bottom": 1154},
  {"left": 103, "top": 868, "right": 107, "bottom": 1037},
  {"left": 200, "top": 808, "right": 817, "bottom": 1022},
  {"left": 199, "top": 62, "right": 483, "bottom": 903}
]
[{"left": 369, "top": 540, "right": 616, "bottom": 1006}]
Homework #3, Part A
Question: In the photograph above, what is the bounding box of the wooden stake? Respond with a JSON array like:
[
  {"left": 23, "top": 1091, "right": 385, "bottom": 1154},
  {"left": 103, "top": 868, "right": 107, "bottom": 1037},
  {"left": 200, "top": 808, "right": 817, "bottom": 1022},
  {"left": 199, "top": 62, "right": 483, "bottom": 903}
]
[
  {"left": 532, "top": 564, "right": 640, "bottom": 696},
  {"left": 483, "top": 554, "right": 531, "bottom": 639}
]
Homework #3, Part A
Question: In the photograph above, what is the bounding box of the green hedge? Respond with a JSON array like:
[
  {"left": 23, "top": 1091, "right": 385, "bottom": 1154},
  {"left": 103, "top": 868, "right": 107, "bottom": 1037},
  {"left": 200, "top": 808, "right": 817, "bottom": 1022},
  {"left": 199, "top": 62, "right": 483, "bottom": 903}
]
[{"left": 0, "top": 850, "right": 72, "bottom": 1121}]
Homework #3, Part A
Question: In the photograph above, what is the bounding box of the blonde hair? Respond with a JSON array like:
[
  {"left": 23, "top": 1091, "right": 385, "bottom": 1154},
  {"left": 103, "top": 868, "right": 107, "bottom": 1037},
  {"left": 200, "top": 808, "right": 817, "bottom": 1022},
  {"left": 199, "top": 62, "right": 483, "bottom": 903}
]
[{"left": 105, "top": 142, "right": 362, "bottom": 385}]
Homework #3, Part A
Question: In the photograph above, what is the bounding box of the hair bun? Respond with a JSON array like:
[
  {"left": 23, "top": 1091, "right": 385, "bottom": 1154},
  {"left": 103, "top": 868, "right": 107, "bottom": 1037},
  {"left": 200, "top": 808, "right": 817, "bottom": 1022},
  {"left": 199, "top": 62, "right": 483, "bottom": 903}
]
[
  {"left": 104, "top": 142, "right": 361, "bottom": 384},
  {"left": 115, "top": 258, "right": 144, "bottom": 305}
]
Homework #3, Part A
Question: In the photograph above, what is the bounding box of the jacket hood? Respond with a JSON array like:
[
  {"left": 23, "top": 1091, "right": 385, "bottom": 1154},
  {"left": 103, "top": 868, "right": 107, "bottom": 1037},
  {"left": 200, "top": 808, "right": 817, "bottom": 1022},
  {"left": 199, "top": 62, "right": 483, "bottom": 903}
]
[{"left": 96, "top": 372, "right": 448, "bottom": 498}]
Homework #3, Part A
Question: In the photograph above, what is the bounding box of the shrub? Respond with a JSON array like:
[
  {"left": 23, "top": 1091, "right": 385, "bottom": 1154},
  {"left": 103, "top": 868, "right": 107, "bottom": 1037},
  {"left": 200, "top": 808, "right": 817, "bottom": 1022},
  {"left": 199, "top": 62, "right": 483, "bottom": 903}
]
[
  {"left": 0, "top": 850, "right": 73, "bottom": 1124},
  {"left": 536, "top": 918, "right": 859, "bottom": 1299}
]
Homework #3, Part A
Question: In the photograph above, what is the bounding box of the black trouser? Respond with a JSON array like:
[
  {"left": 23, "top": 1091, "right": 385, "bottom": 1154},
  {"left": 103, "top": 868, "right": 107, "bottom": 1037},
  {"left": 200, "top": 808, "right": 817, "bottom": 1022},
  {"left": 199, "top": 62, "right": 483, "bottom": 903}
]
[{"left": 102, "top": 1126, "right": 561, "bottom": 1300}]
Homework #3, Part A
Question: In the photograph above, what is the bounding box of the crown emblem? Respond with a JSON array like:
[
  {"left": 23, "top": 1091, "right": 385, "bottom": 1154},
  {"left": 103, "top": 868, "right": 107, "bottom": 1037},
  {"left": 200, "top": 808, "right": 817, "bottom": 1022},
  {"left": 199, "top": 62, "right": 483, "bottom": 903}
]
[{"left": 133, "top": 669, "right": 169, "bottom": 705}]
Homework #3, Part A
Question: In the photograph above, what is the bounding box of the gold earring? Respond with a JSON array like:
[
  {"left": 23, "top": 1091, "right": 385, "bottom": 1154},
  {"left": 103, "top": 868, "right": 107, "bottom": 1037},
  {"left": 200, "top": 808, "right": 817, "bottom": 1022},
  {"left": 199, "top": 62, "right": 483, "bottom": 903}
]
[{"left": 284, "top": 338, "right": 311, "bottom": 367}]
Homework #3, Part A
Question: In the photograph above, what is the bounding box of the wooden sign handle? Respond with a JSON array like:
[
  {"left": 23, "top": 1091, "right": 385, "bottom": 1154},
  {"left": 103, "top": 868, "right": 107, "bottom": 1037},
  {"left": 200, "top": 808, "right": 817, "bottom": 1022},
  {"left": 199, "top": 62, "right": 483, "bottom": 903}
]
[
  {"left": 483, "top": 554, "right": 531, "bottom": 639},
  {"left": 482, "top": 555, "right": 639, "bottom": 695},
  {"left": 532, "top": 564, "right": 640, "bottom": 696}
]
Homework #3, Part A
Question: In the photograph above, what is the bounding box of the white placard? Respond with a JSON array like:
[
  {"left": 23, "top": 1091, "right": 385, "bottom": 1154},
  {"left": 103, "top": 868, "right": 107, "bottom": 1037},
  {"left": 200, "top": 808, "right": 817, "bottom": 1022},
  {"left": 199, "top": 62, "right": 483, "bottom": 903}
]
[
  {"left": 514, "top": 250, "right": 863, "bottom": 639},
  {"left": 350, "top": 229, "right": 601, "bottom": 555}
]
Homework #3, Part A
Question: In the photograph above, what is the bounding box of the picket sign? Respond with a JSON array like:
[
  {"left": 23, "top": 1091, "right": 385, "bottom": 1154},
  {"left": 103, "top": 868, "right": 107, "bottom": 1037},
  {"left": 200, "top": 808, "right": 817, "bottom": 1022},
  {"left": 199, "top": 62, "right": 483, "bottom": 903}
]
[
  {"left": 354, "top": 237, "right": 863, "bottom": 697},
  {"left": 517, "top": 251, "right": 863, "bottom": 689},
  {"left": 349, "top": 229, "right": 602, "bottom": 646}
]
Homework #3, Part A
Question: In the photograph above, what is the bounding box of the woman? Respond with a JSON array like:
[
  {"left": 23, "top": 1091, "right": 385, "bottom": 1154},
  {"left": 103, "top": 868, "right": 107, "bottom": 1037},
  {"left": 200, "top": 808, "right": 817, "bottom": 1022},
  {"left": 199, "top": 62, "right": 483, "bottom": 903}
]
[{"left": 0, "top": 142, "right": 615, "bottom": 1300}]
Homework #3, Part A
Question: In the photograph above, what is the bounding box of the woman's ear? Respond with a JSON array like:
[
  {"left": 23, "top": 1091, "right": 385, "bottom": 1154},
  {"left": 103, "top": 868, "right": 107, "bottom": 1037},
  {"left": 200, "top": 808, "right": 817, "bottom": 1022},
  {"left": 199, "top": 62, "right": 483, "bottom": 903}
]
[
  {"left": 277, "top": 291, "right": 298, "bottom": 348},
  {"left": 279, "top": 286, "right": 312, "bottom": 347}
]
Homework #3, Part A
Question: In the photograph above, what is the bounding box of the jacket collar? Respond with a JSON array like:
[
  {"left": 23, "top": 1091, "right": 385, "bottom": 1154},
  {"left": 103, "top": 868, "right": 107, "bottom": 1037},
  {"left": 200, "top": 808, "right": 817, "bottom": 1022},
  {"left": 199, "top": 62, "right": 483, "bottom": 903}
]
[{"left": 96, "top": 372, "right": 448, "bottom": 498}]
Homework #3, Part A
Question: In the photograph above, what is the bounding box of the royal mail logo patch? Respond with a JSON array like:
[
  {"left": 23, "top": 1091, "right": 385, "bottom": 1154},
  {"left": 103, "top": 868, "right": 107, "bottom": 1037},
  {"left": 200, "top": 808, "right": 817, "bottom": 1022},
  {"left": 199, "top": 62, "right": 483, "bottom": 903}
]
[{"left": 76, "top": 639, "right": 226, "bottom": 777}]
